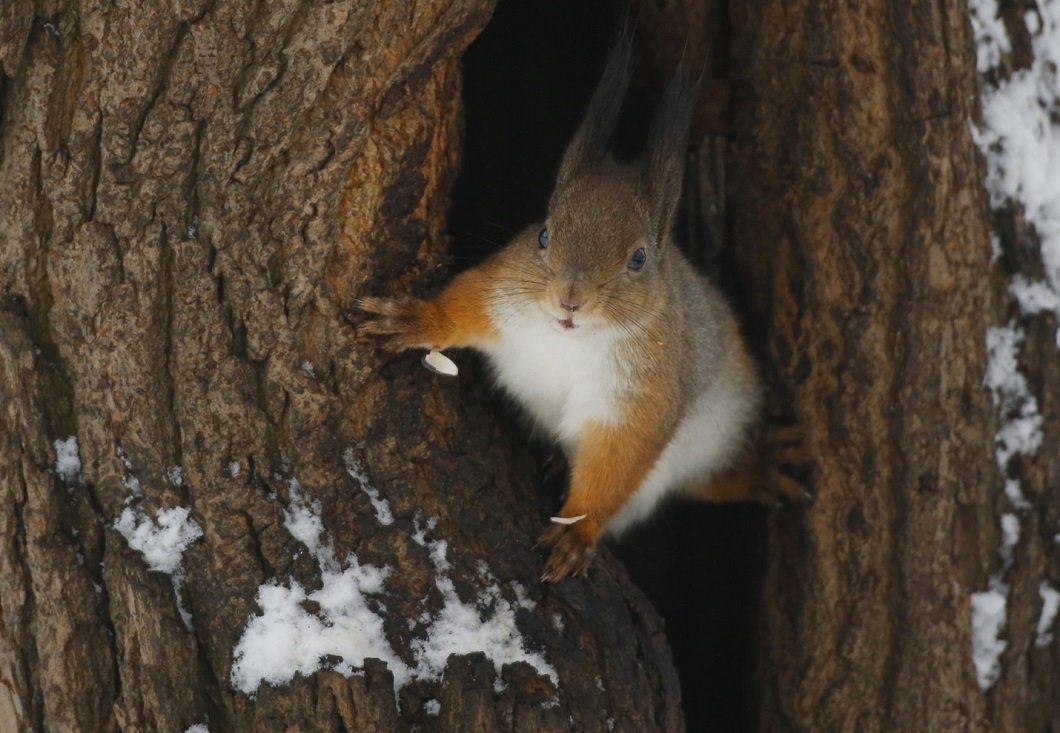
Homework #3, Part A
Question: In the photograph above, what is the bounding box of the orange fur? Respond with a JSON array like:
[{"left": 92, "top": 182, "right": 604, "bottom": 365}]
[
  {"left": 532, "top": 320, "right": 688, "bottom": 579},
  {"left": 561, "top": 419, "right": 669, "bottom": 541},
  {"left": 539, "top": 411, "right": 674, "bottom": 581},
  {"left": 358, "top": 266, "right": 500, "bottom": 351},
  {"left": 359, "top": 49, "right": 787, "bottom": 582},
  {"left": 683, "top": 427, "right": 811, "bottom": 507},
  {"left": 685, "top": 468, "right": 759, "bottom": 503},
  {"left": 426, "top": 267, "right": 500, "bottom": 347}
]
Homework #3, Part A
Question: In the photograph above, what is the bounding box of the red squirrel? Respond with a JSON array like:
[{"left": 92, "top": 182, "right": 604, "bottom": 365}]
[{"left": 361, "top": 44, "right": 783, "bottom": 581}]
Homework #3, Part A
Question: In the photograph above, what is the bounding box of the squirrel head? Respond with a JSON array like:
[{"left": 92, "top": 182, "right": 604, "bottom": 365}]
[{"left": 527, "top": 41, "right": 699, "bottom": 334}]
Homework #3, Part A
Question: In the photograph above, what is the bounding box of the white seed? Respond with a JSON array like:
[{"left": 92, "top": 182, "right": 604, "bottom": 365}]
[
  {"left": 549, "top": 514, "right": 587, "bottom": 525},
  {"left": 422, "top": 349, "right": 459, "bottom": 377}
]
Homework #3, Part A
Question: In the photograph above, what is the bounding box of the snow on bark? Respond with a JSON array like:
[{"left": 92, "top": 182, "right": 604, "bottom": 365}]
[
  {"left": 231, "top": 478, "right": 409, "bottom": 694},
  {"left": 1036, "top": 580, "right": 1060, "bottom": 647},
  {"left": 114, "top": 506, "right": 203, "bottom": 576},
  {"left": 53, "top": 436, "right": 81, "bottom": 483},
  {"left": 970, "top": 514, "right": 1020, "bottom": 689},
  {"left": 114, "top": 505, "right": 203, "bottom": 629},
  {"left": 343, "top": 448, "right": 394, "bottom": 526},
  {"left": 409, "top": 520, "right": 557, "bottom": 690},
  {"left": 971, "top": 1, "right": 1060, "bottom": 328},
  {"left": 969, "top": 0, "right": 1060, "bottom": 689},
  {"left": 231, "top": 476, "right": 556, "bottom": 699},
  {"left": 985, "top": 325, "right": 1043, "bottom": 467}
]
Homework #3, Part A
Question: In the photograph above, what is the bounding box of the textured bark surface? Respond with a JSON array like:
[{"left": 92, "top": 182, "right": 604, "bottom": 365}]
[
  {"left": 973, "top": 5, "right": 1060, "bottom": 731},
  {"left": 728, "top": 0, "right": 1059, "bottom": 731},
  {"left": 7, "top": 0, "right": 1060, "bottom": 730},
  {"left": 0, "top": 2, "right": 684, "bottom": 731}
]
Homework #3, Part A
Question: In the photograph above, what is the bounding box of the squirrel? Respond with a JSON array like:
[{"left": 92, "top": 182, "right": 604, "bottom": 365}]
[{"left": 360, "top": 42, "right": 802, "bottom": 582}]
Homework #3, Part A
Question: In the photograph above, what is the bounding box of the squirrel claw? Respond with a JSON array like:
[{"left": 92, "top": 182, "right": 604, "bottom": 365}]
[
  {"left": 754, "top": 419, "right": 815, "bottom": 506},
  {"left": 358, "top": 323, "right": 421, "bottom": 353},
  {"left": 356, "top": 296, "right": 402, "bottom": 316},
  {"left": 749, "top": 470, "right": 813, "bottom": 508},
  {"left": 355, "top": 297, "right": 428, "bottom": 353},
  {"left": 537, "top": 523, "right": 596, "bottom": 582}
]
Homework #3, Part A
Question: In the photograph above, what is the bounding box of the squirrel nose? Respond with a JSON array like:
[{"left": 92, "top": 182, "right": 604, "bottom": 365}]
[{"left": 560, "top": 295, "right": 585, "bottom": 313}]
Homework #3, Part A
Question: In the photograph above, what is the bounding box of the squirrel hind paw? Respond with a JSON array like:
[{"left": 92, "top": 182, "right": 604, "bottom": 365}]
[
  {"left": 764, "top": 465, "right": 814, "bottom": 503},
  {"left": 758, "top": 420, "right": 815, "bottom": 505},
  {"left": 746, "top": 442, "right": 814, "bottom": 506},
  {"left": 537, "top": 523, "right": 597, "bottom": 582},
  {"left": 751, "top": 470, "right": 813, "bottom": 508}
]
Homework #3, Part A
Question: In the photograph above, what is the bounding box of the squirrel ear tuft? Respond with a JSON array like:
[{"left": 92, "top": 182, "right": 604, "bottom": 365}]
[
  {"left": 551, "top": 38, "right": 633, "bottom": 198},
  {"left": 643, "top": 69, "right": 698, "bottom": 247}
]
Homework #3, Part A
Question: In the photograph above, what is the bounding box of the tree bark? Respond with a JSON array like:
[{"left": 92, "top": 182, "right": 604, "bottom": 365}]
[
  {"left": 728, "top": 0, "right": 1060, "bottom": 730},
  {"left": 0, "top": 2, "right": 683, "bottom": 732},
  {"left": 8, "top": 0, "right": 1059, "bottom": 731}
]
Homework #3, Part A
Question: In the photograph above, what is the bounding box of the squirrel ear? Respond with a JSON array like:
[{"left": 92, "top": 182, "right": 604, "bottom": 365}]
[
  {"left": 643, "top": 69, "right": 698, "bottom": 247},
  {"left": 551, "top": 38, "right": 633, "bottom": 197}
]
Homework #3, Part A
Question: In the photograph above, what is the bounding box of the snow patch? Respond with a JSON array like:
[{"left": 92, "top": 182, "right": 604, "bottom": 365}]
[
  {"left": 114, "top": 505, "right": 203, "bottom": 629},
  {"left": 999, "top": 513, "right": 1020, "bottom": 566},
  {"left": 969, "top": 0, "right": 1011, "bottom": 73},
  {"left": 167, "top": 466, "right": 185, "bottom": 487},
  {"left": 184, "top": 725, "right": 209, "bottom": 733},
  {"left": 231, "top": 563, "right": 410, "bottom": 693},
  {"left": 343, "top": 449, "right": 393, "bottom": 526},
  {"left": 281, "top": 479, "right": 338, "bottom": 572},
  {"left": 1011, "top": 275, "right": 1060, "bottom": 315},
  {"left": 972, "top": 2, "right": 1060, "bottom": 333},
  {"left": 424, "top": 699, "right": 441, "bottom": 716},
  {"left": 411, "top": 525, "right": 557, "bottom": 689},
  {"left": 971, "top": 589, "right": 1008, "bottom": 688},
  {"left": 231, "top": 484, "right": 557, "bottom": 699},
  {"left": 117, "top": 446, "right": 143, "bottom": 498},
  {"left": 53, "top": 436, "right": 81, "bottom": 483},
  {"left": 984, "top": 325, "right": 1043, "bottom": 467},
  {"left": 114, "top": 506, "right": 203, "bottom": 575},
  {"left": 1003, "top": 478, "right": 1031, "bottom": 510},
  {"left": 1036, "top": 581, "right": 1060, "bottom": 647},
  {"left": 970, "top": 0, "right": 1060, "bottom": 686},
  {"left": 231, "top": 479, "right": 409, "bottom": 696},
  {"left": 970, "top": 513, "right": 1021, "bottom": 690}
]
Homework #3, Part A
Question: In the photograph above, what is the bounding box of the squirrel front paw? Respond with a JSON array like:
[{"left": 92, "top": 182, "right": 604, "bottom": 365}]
[
  {"left": 536, "top": 522, "right": 597, "bottom": 582},
  {"left": 357, "top": 296, "right": 434, "bottom": 352}
]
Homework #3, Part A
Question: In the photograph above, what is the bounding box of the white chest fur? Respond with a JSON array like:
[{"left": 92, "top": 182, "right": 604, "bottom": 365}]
[
  {"left": 480, "top": 307, "right": 627, "bottom": 454},
  {"left": 480, "top": 295, "right": 760, "bottom": 537}
]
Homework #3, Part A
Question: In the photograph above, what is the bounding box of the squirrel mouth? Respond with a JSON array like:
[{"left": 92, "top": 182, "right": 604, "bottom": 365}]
[{"left": 557, "top": 318, "right": 577, "bottom": 330}]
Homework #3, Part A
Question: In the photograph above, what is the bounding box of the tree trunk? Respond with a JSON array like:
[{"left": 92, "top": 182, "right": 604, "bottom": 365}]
[
  {"left": 6, "top": 0, "right": 1060, "bottom": 731},
  {"left": 728, "top": 0, "right": 1060, "bottom": 730},
  {"left": 0, "top": 2, "right": 683, "bottom": 732}
]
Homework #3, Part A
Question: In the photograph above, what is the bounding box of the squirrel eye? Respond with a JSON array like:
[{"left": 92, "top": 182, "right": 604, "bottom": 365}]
[
  {"left": 627, "top": 247, "right": 647, "bottom": 270},
  {"left": 538, "top": 227, "right": 550, "bottom": 249}
]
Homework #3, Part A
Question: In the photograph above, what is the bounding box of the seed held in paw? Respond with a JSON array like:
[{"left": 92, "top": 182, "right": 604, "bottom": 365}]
[
  {"left": 549, "top": 514, "right": 587, "bottom": 525},
  {"left": 422, "top": 349, "right": 459, "bottom": 377}
]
